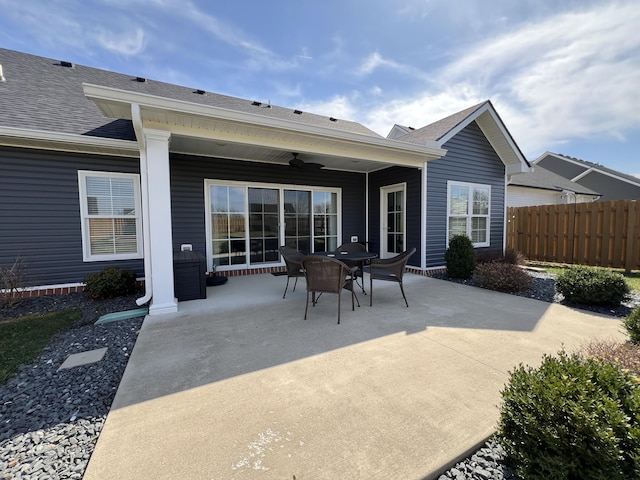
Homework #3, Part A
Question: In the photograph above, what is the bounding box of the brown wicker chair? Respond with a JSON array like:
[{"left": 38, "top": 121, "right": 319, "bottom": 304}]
[
  {"left": 336, "top": 242, "right": 368, "bottom": 294},
  {"left": 301, "top": 255, "right": 357, "bottom": 324},
  {"left": 368, "top": 247, "right": 416, "bottom": 307},
  {"left": 279, "top": 245, "right": 305, "bottom": 299}
]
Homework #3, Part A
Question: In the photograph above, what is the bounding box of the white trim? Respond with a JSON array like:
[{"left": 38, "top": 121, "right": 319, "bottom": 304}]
[
  {"left": 0, "top": 125, "right": 138, "bottom": 156},
  {"left": 446, "top": 180, "right": 491, "bottom": 248},
  {"left": 204, "top": 179, "right": 342, "bottom": 271},
  {"left": 379, "top": 183, "right": 407, "bottom": 258},
  {"left": 421, "top": 162, "right": 428, "bottom": 270},
  {"left": 77, "top": 170, "right": 143, "bottom": 262}
]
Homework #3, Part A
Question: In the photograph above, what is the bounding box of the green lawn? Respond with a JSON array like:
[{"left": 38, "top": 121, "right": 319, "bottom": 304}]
[
  {"left": 0, "top": 310, "right": 80, "bottom": 385},
  {"left": 541, "top": 265, "right": 640, "bottom": 293}
]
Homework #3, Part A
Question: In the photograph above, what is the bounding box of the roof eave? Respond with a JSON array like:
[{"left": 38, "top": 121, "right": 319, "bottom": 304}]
[{"left": 83, "top": 84, "right": 447, "bottom": 166}]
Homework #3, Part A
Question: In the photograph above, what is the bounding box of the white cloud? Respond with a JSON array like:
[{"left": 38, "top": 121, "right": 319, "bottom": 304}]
[
  {"left": 299, "top": 95, "right": 359, "bottom": 122},
  {"left": 97, "top": 27, "right": 145, "bottom": 56}
]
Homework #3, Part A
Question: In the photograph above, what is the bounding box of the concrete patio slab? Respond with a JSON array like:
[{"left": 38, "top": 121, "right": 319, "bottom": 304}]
[{"left": 84, "top": 274, "right": 626, "bottom": 480}]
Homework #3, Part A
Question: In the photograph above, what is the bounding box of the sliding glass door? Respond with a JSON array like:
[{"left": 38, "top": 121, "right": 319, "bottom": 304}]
[{"left": 207, "top": 181, "right": 340, "bottom": 271}]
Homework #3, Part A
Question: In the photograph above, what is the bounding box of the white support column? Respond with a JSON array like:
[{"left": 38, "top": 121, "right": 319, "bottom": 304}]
[{"left": 144, "top": 129, "right": 178, "bottom": 315}]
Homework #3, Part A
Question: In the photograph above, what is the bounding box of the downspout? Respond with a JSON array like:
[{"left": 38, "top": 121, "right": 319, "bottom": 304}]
[
  {"left": 421, "top": 162, "right": 427, "bottom": 270},
  {"left": 131, "top": 103, "right": 153, "bottom": 306}
]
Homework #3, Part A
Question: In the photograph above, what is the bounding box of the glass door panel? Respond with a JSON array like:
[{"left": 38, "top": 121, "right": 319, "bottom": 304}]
[
  {"left": 284, "top": 190, "right": 311, "bottom": 253},
  {"left": 381, "top": 185, "right": 405, "bottom": 257},
  {"left": 210, "top": 185, "right": 247, "bottom": 267},
  {"left": 248, "top": 188, "right": 280, "bottom": 264}
]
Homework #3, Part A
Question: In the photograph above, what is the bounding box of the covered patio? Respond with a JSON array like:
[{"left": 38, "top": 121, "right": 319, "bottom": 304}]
[{"left": 83, "top": 274, "right": 625, "bottom": 479}]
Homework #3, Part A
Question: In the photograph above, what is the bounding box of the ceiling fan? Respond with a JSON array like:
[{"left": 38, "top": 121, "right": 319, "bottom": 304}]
[{"left": 288, "top": 152, "right": 324, "bottom": 170}]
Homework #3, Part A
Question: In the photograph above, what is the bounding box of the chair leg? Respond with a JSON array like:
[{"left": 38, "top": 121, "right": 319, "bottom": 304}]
[
  {"left": 369, "top": 275, "right": 374, "bottom": 307},
  {"left": 293, "top": 276, "right": 298, "bottom": 292},
  {"left": 283, "top": 277, "right": 290, "bottom": 299},
  {"left": 304, "top": 291, "right": 310, "bottom": 319},
  {"left": 399, "top": 282, "right": 408, "bottom": 307},
  {"left": 337, "top": 291, "right": 341, "bottom": 324}
]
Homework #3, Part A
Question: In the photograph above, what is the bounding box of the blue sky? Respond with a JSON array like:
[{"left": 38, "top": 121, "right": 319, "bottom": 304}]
[{"left": 1, "top": 0, "right": 638, "bottom": 177}]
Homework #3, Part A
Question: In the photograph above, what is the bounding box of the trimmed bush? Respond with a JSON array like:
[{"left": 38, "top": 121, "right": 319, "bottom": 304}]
[
  {"left": 498, "top": 351, "right": 640, "bottom": 480},
  {"left": 555, "top": 265, "right": 630, "bottom": 306},
  {"left": 444, "top": 234, "right": 477, "bottom": 279},
  {"left": 83, "top": 267, "right": 137, "bottom": 300},
  {"left": 624, "top": 307, "right": 640, "bottom": 345},
  {"left": 502, "top": 247, "right": 525, "bottom": 266},
  {"left": 473, "top": 261, "right": 532, "bottom": 293}
]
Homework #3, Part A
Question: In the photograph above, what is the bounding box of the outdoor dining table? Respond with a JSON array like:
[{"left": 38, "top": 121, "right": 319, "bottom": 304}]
[{"left": 312, "top": 250, "right": 378, "bottom": 294}]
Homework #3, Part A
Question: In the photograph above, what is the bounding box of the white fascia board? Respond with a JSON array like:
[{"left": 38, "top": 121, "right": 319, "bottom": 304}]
[
  {"left": 82, "top": 84, "right": 447, "bottom": 159},
  {"left": 0, "top": 125, "right": 138, "bottom": 156}
]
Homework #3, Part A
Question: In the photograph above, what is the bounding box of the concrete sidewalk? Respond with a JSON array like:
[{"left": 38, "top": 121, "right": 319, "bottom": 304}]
[{"left": 84, "top": 274, "right": 625, "bottom": 480}]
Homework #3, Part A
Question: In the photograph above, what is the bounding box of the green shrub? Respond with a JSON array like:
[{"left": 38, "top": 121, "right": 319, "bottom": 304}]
[
  {"left": 498, "top": 351, "right": 640, "bottom": 480},
  {"left": 624, "top": 307, "right": 640, "bottom": 345},
  {"left": 444, "top": 235, "right": 477, "bottom": 279},
  {"left": 555, "top": 265, "right": 630, "bottom": 306},
  {"left": 83, "top": 267, "right": 137, "bottom": 300},
  {"left": 473, "top": 261, "right": 532, "bottom": 293}
]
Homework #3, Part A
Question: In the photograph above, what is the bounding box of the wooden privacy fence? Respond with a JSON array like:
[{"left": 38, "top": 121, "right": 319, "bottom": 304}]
[{"left": 507, "top": 199, "right": 640, "bottom": 272}]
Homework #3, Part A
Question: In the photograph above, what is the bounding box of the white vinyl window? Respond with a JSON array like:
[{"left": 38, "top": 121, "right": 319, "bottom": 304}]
[
  {"left": 447, "top": 181, "right": 490, "bottom": 247},
  {"left": 78, "top": 171, "right": 143, "bottom": 261}
]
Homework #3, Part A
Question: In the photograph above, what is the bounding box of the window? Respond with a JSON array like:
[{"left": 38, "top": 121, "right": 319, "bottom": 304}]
[
  {"left": 447, "top": 181, "right": 490, "bottom": 247},
  {"left": 78, "top": 171, "right": 142, "bottom": 261},
  {"left": 207, "top": 181, "right": 340, "bottom": 270}
]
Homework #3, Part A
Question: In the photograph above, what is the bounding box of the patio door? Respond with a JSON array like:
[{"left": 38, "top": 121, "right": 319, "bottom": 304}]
[{"left": 380, "top": 184, "right": 406, "bottom": 258}]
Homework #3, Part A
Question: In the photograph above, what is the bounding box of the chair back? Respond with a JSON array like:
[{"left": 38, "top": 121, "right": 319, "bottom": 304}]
[
  {"left": 279, "top": 246, "right": 304, "bottom": 275},
  {"left": 301, "top": 256, "right": 350, "bottom": 294},
  {"left": 337, "top": 242, "right": 367, "bottom": 253}
]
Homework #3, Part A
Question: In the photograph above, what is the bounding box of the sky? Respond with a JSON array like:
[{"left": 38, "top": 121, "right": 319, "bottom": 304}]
[{"left": 1, "top": 0, "right": 639, "bottom": 178}]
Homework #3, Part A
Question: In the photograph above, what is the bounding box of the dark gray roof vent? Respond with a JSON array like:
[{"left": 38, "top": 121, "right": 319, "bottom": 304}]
[
  {"left": 293, "top": 109, "right": 302, "bottom": 115},
  {"left": 135, "top": 76, "right": 147, "bottom": 83},
  {"left": 251, "top": 101, "right": 262, "bottom": 106},
  {"left": 329, "top": 117, "right": 338, "bottom": 122},
  {"left": 60, "top": 60, "right": 74, "bottom": 68},
  {"left": 408, "top": 126, "right": 415, "bottom": 130},
  {"left": 195, "top": 89, "right": 206, "bottom": 95}
]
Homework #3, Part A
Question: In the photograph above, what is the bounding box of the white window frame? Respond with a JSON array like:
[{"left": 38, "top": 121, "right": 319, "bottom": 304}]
[
  {"left": 78, "top": 170, "right": 143, "bottom": 262},
  {"left": 204, "top": 179, "right": 342, "bottom": 271},
  {"left": 446, "top": 181, "right": 491, "bottom": 248}
]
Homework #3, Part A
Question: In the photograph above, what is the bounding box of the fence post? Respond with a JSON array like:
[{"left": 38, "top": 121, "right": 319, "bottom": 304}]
[{"left": 625, "top": 200, "right": 637, "bottom": 273}]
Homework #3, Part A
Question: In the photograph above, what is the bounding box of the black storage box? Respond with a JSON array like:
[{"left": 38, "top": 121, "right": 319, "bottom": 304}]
[{"left": 173, "top": 250, "right": 207, "bottom": 301}]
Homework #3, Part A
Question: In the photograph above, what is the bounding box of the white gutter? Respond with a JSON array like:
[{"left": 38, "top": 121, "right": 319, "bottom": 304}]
[{"left": 131, "top": 103, "right": 153, "bottom": 307}]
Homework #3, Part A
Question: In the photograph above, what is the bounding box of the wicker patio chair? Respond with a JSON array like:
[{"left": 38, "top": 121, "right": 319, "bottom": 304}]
[
  {"left": 367, "top": 247, "right": 416, "bottom": 307},
  {"left": 336, "top": 242, "right": 368, "bottom": 294},
  {"left": 279, "top": 245, "right": 305, "bottom": 299},
  {"left": 301, "top": 255, "right": 357, "bottom": 324}
]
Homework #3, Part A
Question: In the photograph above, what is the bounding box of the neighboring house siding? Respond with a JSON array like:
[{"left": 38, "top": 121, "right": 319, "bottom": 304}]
[
  {"left": 425, "top": 122, "right": 505, "bottom": 267},
  {"left": 536, "top": 156, "right": 586, "bottom": 179},
  {"left": 367, "top": 166, "right": 422, "bottom": 267},
  {"left": 169, "top": 154, "right": 367, "bottom": 257},
  {"left": 575, "top": 172, "right": 640, "bottom": 201},
  {"left": 507, "top": 186, "right": 561, "bottom": 207},
  {"left": 0, "top": 147, "right": 144, "bottom": 286}
]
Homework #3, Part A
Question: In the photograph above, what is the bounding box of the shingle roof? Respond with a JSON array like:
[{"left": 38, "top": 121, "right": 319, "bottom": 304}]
[
  {"left": 509, "top": 164, "right": 600, "bottom": 195},
  {"left": 389, "top": 101, "right": 488, "bottom": 144},
  {"left": 553, "top": 152, "right": 640, "bottom": 186},
  {"left": 0, "top": 48, "right": 381, "bottom": 141}
]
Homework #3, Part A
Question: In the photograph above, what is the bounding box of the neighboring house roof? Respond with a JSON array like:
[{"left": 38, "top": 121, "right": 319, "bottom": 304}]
[
  {"left": 508, "top": 164, "right": 600, "bottom": 195},
  {"left": 388, "top": 100, "right": 531, "bottom": 175},
  {"left": 533, "top": 152, "right": 640, "bottom": 189}
]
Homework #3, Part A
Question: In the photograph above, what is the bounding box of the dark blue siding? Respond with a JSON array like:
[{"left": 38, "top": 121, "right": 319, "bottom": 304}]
[
  {"left": 0, "top": 147, "right": 144, "bottom": 285},
  {"left": 425, "top": 121, "right": 506, "bottom": 267},
  {"left": 170, "top": 153, "right": 366, "bottom": 255},
  {"left": 368, "top": 166, "right": 422, "bottom": 267}
]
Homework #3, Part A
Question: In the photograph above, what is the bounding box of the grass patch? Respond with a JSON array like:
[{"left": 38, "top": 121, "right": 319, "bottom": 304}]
[
  {"left": 535, "top": 263, "right": 640, "bottom": 293},
  {"left": 0, "top": 310, "right": 80, "bottom": 385}
]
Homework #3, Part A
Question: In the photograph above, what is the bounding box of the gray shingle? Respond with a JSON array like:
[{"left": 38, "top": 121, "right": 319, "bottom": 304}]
[{"left": 0, "top": 48, "right": 381, "bottom": 141}]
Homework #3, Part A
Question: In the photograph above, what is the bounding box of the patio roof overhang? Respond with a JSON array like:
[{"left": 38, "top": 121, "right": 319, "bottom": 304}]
[{"left": 83, "top": 84, "right": 447, "bottom": 173}]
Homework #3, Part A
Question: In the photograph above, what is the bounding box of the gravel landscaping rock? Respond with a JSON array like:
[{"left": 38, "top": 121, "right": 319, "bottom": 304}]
[{"left": 0, "top": 293, "right": 143, "bottom": 479}]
